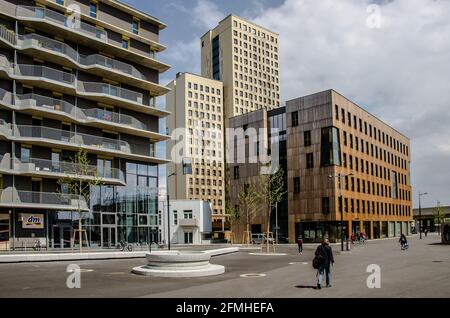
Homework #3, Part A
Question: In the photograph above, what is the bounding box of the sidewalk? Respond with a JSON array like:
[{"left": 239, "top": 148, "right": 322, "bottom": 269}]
[{"left": 0, "top": 246, "right": 239, "bottom": 263}]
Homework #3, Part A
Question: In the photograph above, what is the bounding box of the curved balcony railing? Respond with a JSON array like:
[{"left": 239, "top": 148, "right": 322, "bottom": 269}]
[
  {"left": 0, "top": 88, "right": 152, "bottom": 133},
  {"left": 13, "top": 125, "right": 131, "bottom": 153},
  {"left": 0, "top": 187, "right": 88, "bottom": 210},
  {"left": 77, "top": 82, "right": 143, "bottom": 104},
  {"left": 16, "top": 6, "right": 107, "bottom": 42},
  {"left": 0, "top": 58, "right": 154, "bottom": 108},
  {"left": 15, "top": 63, "right": 76, "bottom": 84},
  {"left": 16, "top": 32, "right": 150, "bottom": 81},
  {"left": 0, "top": 153, "right": 124, "bottom": 181}
]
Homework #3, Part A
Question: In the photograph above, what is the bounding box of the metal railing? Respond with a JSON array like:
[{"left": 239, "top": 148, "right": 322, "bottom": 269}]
[
  {"left": 14, "top": 64, "right": 76, "bottom": 85},
  {"left": 0, "top": 25, "right": 16, "bottom": 45},
  {"left": 77, "top": 82, "right": 143, "bottom": 104},
  {"left": 0, "top": 88, "right": 151, "bottom": 132},
  {"left": 0, "top": 187, "right": 86, "bottom": 208},
  {"left": 0, "top": 57, "right": 149, "bottom": 106},
  {"left": 13, "top": 125, "right": 131, "bottom": 153},
  {"left": 16, "top": 6, "right": 107, "bottom": 42},
  {"left": 0, "top": 154, "right": 124, "bottom": 181},
  {"left": 83, "top": 108, "right": 148, "bottom": 131}
]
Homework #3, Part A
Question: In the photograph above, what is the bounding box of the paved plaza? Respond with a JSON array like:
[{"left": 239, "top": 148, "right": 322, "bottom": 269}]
[{"left": 0, "top": 234, "right": 448, "bottom": 298}]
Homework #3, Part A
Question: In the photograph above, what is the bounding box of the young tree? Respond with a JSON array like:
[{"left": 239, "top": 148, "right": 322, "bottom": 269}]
[
  {"left": 434, "top": 201, "right": 446, "bottom": 235},
  {"left": 259, "top": 167, "right": 286, "bottom": 253},
  {"left": 58, "top": 149, "right": 103, "bottom": 252},
  {"left": 237, "top": 181, "right": 262, "bottom": 244}
]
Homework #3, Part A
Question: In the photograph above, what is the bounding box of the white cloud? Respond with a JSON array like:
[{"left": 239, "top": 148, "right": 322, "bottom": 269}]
[{"left": 252, "top": 0, "right": 450, "bottom": 206}]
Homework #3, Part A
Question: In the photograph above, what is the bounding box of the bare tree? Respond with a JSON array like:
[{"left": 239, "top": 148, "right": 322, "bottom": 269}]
[
  {"left": 58, "top": 149, "right": 102, "bottom": 252},
  {"left": 259, "top": 167, "right": 286, "bottom": 253},
  {"left": 237, "top": 181, "right": 262, "bottom": 244}
]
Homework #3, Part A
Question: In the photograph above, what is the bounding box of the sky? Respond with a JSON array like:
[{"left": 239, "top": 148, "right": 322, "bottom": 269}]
[{"left": 123, "top": 0, "right": 450, "bottom": 208}]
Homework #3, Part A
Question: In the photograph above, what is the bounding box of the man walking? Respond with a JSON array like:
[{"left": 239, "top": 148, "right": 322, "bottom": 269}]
[
  {"left": 297, "top": 236, "right": 303, "bottom": 254},
  {"left": 315, "top": 238, "right": 334, "bottom": 289}
]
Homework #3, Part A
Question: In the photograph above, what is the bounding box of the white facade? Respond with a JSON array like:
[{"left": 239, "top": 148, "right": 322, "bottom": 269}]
[{"left": 159, "top": 199, "right": 212, "bottom": 245}]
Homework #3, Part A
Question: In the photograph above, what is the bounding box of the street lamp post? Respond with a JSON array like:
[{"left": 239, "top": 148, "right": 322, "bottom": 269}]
[
  {"left": 418, "top": 191, "right": 428, "bottom": 240},
  {"left": 329, "top": 172, "right": 352, "bottom": 251},
  {"left": 167, "top": 172, "right": 177, "bottom": 250}
]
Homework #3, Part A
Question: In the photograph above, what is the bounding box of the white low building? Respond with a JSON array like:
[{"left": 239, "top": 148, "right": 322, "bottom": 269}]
[{"left": 159, "top": 199, "right": 212, "bottom": 245}]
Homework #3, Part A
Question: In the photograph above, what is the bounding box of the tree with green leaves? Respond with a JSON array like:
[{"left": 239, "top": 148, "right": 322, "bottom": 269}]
[
  {"left": 259, "top": 167, "right": 286, "bottom": 253},
  {"left": 434, "top": 201, "right": 446, "bottom": 235},
  {"left": 58, "top": 149, "right": 103, "bottom": 252}
]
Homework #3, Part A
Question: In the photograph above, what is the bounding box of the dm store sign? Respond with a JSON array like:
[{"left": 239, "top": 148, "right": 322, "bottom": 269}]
[{"left": 22, "top": 214, "right": 44, "bottom": 229}]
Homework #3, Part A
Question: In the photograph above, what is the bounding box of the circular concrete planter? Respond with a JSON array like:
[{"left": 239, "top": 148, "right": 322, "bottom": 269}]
[{"left": 132, "top": 251, "right": 225, "bottom": 277}]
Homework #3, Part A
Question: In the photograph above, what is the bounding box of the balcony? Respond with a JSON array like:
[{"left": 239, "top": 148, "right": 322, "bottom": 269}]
[
  {"left": 16, "top": 5, "right": 107, "bottom": 43},
  {"left": 0, "top": 187, "right": 88, "bottom": 211},
  {"left": 0, "top": 58, "right": 169, "bottom": 117},
  {"left": 178, "top": 218, "right": 199, "bottom": 227},
  {"left": 0, "top": 121, "right": 169, "bottom": 164},
  {"left": 0, "top": 153, "right": 125, "bottom": 186},
  {"left": 0, "top": 26, "right": 169, "bottom": 94},
  {"left": 0, "top": 88, "right": 169, "bottom": 141},
  {"left": 15, "top": 6, "right": 170, "bottom": 72}
]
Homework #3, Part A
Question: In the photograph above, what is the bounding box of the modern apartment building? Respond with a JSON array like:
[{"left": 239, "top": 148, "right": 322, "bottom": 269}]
[
  {"left": 201, "top": 14, "right": 280, "bottom": 119},
  {"left": 229, "top": 89, "right": 412, "bottom": 243},
  {"left": 0, "top": 0, "right": 170, "bottom": 250},
  {"left": 166, "top": 72, "right": 225, "bottom": 233}
]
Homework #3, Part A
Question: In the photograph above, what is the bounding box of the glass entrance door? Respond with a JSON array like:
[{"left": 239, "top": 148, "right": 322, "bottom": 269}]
[
  {"left": 184, "top": 231, "right": 193, "bottom": 244},
  {"left": 0, "top": 214, "right": 10, "bottom": 251},
  {"left": 102, "top": 227, "right": 116, "bottom": 248}
]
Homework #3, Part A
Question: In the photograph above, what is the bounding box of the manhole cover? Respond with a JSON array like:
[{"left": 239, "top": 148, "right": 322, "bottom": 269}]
[{"left": 240, "top": 273, "right": 266, "bottom": 278}]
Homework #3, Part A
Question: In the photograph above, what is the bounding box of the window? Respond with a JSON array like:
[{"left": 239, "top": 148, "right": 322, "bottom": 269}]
[
  {"left": 89, "top": 1, "right": 98, "bottom": 18},
  {"left": 233, "top": 166, "right": 239, "bottom": 179},
  {"left": 122, "top": 36, "right": 129, "bottom": 49},
  {"left": 320, "top": 127, "right": 341, "bottom": 166},
  {"left": 183, "top": 210, "right": 193, "bottom": 219},
  {"left": 306, "top": 153, "right": 314, "bottom": 168},
  {"left": 56, "top": 0, "right": 65, "bottom": 5},
  {"left": 304, "top": 130, "right": 311, "bottom": 146},
  {"left": 335, "top": 105, "right": 339, "bottom": 120},
  {"left": 291, "top": 111, "right": 298, "bottom": 127},
  {"left": 322, "top": 197, "right": 330, "bottom": 214},
  {"left": 132, "top": 18, "right": 140, "bottom": 35},
  {"left": 294, "top": 177, "right": 300, "bottom": 193},
  {"left": 173, "top": 211, "right": 178, "bottom": 225}
]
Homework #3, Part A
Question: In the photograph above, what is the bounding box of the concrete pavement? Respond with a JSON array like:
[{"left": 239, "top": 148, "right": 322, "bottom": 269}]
[{"left": 0, "top": 235, "right": 448, "bottom": 298}]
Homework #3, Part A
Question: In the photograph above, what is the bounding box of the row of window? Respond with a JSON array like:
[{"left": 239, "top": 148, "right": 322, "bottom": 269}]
[
  {"left": 187, "top": 91, "right": 221, "bottom": 104},
  {"left": 187, "top": 101, "right": 222, "bottom": 114},
  {"left": 234, "top": 46, "right": 278, "bottom": 61},
  {"left": 342, "top": 131, "right": 409, "bottom": 170},
  {"left": 187, "top": 82, "right": 221, "bottom": 95},
  {"left": 234, "top": 71, "right": 279, "bottom": 87},
  {"left": 334, "top": 105, "right": 409, "bottom": 156},
  {"left": 187, "top": 189, "right": 223, "bottom": 205},
  {"left": 342, "top": 153, "right": 408, "bottom": 184},
  {"left": 187, "top": 119, "right": 222, "bottom": 130},
  {"left": 234, "top": 61, "right": 279, "bottom": 77},
  {"left": 187, "top": 110, "right": 222, "bottom": 122},
  {"left": 233, "top": 53, "right": 279, "bottom": 68},
  {"left": 232, "top": 19, "right": 278, "bottom": 45},
  {"left": 235, "top": 80, "right": 279, "bottom": 95}
]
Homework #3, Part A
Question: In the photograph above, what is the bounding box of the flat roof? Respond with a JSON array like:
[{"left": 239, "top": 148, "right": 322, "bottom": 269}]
[
  {"left": 286, "top": 89, "right": 410, "bottom": 141},
  {"left": 114, "top": 0, "right": 167, "bottom": 30}
]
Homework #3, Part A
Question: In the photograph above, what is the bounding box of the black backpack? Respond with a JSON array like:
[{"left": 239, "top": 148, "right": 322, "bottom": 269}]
[{"left": 312, "top": 246, "right": 326, "bottom": 269}]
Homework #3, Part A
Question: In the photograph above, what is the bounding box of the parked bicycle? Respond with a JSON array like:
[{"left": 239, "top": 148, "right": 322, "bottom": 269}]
[{"left": 117, "top": 240, "right": 133, "bottom": 252}]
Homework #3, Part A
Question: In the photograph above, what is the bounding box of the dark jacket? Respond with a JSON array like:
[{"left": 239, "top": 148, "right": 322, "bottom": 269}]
[{"left": 315, "top": 244, "right": 334, "bottom": 266}]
